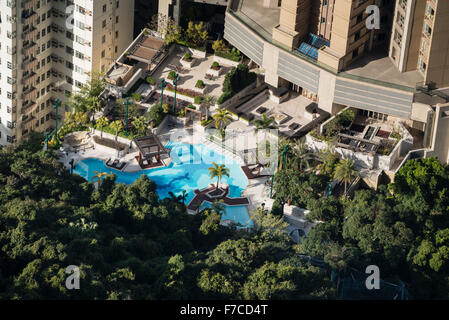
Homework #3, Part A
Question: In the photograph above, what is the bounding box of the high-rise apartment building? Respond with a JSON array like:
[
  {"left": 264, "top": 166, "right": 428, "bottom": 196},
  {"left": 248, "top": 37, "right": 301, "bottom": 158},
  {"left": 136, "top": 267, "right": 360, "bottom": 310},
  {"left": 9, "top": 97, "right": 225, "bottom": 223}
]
[
  {"left": 389, "top": 0, "right": 449, "bottom": 88},
  {"left": 224, "top": 0, "right": 449, "bottom": 164},
  {"left": 0, "top": 0, "right": 134, "bottom": 146}
]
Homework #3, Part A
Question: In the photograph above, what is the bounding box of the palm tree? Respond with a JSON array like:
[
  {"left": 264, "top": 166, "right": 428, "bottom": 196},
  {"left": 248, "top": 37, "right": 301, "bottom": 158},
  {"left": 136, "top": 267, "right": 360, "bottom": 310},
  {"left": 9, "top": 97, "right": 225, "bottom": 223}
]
[
  {"left": 132, "top": 116, "right": 148, "bottom": 136},
  {"left": 333, "top": 158, "right": 357, "bottom": 197},
  {"left": 74, "top": 111, "right": 88, "bottom": 127},
  {"left": 179, "top": 189, "right": 188, "bottom": 204},
  {"left": 211, "top": 200, "right": 225, "bottom": 215},
  {"left": 254, "top": 114, "right": 276, "bottom": 132},
  {"left": 87, "top": 96, "right": 102, "bottom": 122},
  {"left": 208, "top": 162, "right": 230, "bottom": 190},
  {"left": 317, "top": 144, "right": 339, "bottom": 175},
  {"left": 92, "top": 170, "right": 109, "bottom": 187},
  {"left": 202, "top": 95, "right": 215, "bottom": 120},
  {"left": 96, "top": 116, "right": 109, "bottom": 139},
  {"left": 213, "top": 108, "right": 233, "bottom": 131},
  {"left": 168, "top": 189, "right": 188, "bottom": 204},
  {"left": 292, "top": 141, "right": 314, "bottom": 172},
  {"left": 110, "top": 120, "right": 123, "bottom": 141}
]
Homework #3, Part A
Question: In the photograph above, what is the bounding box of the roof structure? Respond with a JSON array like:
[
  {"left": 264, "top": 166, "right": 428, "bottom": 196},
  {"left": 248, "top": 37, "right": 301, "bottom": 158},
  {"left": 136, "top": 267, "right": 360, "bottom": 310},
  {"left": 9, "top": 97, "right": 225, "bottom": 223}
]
[
  {"left": 128, "top": 36, "right": 165, "bottom": 64},
  {"left": 133, "top": 134, "right": 170, "bottom": 159}
]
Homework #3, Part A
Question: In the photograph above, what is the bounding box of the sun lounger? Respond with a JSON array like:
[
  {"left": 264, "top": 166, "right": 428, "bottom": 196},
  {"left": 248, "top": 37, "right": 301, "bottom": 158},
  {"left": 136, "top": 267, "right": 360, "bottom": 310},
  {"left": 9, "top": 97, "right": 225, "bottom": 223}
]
[
  {"left": 116, "top": 161, "right": 126, "bottom": 170},
  {"left": 256, "top": 107, "right": 267, "bottom": 114},
  {"left": 288, "top": 123, "right": 300, "bottom": 131}
]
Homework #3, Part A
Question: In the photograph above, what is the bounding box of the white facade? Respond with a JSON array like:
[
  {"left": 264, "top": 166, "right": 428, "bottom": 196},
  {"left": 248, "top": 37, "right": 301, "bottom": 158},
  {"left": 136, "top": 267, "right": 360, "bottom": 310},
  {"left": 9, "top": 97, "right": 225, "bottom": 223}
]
[{"left": 0, "top": 0, "right": 134, "bottom": 146}]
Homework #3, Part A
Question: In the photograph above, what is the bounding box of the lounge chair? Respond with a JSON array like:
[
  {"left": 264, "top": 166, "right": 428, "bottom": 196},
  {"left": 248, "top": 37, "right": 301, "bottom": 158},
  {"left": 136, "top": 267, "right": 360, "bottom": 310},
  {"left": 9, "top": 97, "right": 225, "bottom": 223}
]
[
  {"left": 116, "top": 161, "right": 126, "bottom": 170},
  {"left": 288, "top": 123, "right": 300, "bottom": 131}
]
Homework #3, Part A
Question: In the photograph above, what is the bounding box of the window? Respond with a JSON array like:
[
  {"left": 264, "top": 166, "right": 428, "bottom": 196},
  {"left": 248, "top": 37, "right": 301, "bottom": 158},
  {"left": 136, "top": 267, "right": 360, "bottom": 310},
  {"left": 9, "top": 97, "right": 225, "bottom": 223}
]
[{"left": 103, "top": 4, "right": 107, "bottom": 12}]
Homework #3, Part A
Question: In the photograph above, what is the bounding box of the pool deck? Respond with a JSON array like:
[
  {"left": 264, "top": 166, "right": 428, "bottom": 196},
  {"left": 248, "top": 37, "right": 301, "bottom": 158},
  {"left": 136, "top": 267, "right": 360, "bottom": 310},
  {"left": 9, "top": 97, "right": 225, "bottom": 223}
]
[
  {"left": 186, "top": 184, "right": 250, "bottom": 215},
  {"left": 59, "top": 128, "right": 268, "bottom": 217}
]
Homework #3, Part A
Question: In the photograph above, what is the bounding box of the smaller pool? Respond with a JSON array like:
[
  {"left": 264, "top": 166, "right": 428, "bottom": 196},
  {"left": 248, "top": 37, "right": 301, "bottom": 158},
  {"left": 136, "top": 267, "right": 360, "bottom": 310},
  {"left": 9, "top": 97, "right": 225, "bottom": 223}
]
[{"left": 200, "top": 202, "right": 254, "bottom": 228}]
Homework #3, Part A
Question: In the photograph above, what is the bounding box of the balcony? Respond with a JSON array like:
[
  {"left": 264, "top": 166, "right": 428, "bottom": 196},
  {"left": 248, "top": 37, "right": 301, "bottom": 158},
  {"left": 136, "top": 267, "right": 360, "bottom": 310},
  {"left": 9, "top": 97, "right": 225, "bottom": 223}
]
[
  {"left": 21, "top": 71, "right": 37, "bottom": 85},
  {"left": 21, "top": 10, "right": 36, "bottom": 24},
  {"left": 21, "top": 100, "right": 37, "bottom": 114},
  {"left": 22, "top": 26, "right": 38, "bottom": 41},
  {"left": 21, "top": 56, "right": 37, "bottom": 69},
  {"left": 21, "top": 115, "right": 36, "bottom": 130},
  {"left": 21, "top": 86, "right": 36, "bottom": 99},
  {"left": 22, "top": 40, "right": 36, "bottom": 51}
]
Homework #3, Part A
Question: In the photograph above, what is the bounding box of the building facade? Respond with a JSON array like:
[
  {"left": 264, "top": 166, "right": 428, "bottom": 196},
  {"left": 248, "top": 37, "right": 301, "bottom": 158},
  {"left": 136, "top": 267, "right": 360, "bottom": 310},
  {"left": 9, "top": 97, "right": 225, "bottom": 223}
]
[
  {"left": 223, "top": 0, "right": 449, "bottom": 164},
  {"left": 0, "top": 0, "right": 134, "bottom": 146}
]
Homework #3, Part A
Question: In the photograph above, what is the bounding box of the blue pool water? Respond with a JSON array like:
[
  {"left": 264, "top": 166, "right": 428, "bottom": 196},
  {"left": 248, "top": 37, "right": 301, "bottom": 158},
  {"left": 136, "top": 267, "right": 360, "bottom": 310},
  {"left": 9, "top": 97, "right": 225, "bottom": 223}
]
[
  {"left": 73, "top": 141, "right": 251, "bottom": 225},
  {"left": 200, "top": 202, "right": 254, "bottom": 228}
]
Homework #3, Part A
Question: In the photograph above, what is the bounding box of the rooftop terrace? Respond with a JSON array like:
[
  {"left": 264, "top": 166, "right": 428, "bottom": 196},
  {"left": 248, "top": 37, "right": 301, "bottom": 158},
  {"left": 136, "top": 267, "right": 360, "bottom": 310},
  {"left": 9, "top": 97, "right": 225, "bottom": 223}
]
[
  {"left": 342, "top": 50, "right": 424, "bottom": 88},
  {"left": 239, "top": 0, "right": 280, "bottom": 36}
]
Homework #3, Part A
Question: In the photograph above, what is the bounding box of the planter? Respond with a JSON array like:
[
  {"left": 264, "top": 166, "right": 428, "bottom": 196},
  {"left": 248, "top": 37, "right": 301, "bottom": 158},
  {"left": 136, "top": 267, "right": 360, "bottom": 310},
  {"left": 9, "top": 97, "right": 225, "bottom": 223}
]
[
  {"left": 193, "top": 85, "right": 207, "bottom": 94},
  {"left": 207, "top": 67, "right": 222, "bottom": 77},
  {"left": 213, "top": 54, "right": 241, "bottom": 67},
  {"left": 180, "top": 57, "right": 194, "bottom": 68},
  {"left": 188, "top": 47, "right": 207, "bottom": 58}
]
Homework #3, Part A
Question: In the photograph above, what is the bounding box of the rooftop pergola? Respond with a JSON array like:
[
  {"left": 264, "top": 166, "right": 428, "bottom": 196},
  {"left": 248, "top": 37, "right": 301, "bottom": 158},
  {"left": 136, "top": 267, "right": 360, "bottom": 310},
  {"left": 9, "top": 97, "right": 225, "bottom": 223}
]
[
  {"left": 128, "top": 36, "right": 166, "bottom": 66},
  {"left": 133, "top": 134, "right": 170, "bottom": 168}
]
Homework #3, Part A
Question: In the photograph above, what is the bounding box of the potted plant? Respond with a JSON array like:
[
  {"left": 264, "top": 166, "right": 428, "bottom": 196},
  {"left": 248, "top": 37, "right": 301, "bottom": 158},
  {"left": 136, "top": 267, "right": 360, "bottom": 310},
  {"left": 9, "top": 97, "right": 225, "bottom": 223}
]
[
  {"left": 168, "top": 70, "right": 176, "bottom": 80},
  {"left": 180, "top": 52, "right": 194, "bottom": 68},
  {"left": 194, "top": 79, "right": 206, "bottom": 94},
  {"left": 146, "top": 77, "right": 156, "bottom": 85},
  {"left": 208, "top": 61, "right": 222, "bottom": 77}
]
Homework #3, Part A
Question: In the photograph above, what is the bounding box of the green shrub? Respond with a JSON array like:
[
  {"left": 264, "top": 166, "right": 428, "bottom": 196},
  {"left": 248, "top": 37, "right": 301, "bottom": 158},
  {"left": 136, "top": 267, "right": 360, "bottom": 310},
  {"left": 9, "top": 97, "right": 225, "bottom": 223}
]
[
  {"left": 195, "top": 80, "right": 205, "bottom": 88},
  {"left": 131, "top": 93, "right": 142, "bottom": 101},
  {"left": 338, "top": 109, "right": 355, "bottom": 127},
  {"left": 217, "top": 91, "right": 233, "bottom": 105},
  {"left": 187, "top": 104, "right": 196, "bottom": 110},
  {"left": 146, "top": 77, "right": 156, "bottom": 85},
  {"left": 146, "top": 104, "right": 166, "bottom": 127},
  {"left": 194, "top": 96, "right": 203, "bottom": 104},
  {"left": 215, "top": 47, "right": 242, "bottom": 62},
  {"left": 218, "top": 63, "right": 256, "bottom": 105},
  {"left": 212, "top": 61, "right": 220, "bottom": 69},
  {"left": 168, "top": 70, "right": 176, "bottom": 80},
  {"left": 183, "top": 52, "right": 192, "bottom": 60}
]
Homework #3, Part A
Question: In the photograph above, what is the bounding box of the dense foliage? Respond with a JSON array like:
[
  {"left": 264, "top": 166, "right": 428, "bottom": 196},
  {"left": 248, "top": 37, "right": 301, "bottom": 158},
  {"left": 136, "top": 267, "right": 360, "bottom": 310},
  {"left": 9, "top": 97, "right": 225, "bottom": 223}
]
[
  {"left": 295, "top": 157, "right": 449, "bottom": 298},
  {"left": 217, "top": 64, "right": 257, "bottom": 105},
  {"left": 0, "top": 142, "right": 335, "bottom": 299}
]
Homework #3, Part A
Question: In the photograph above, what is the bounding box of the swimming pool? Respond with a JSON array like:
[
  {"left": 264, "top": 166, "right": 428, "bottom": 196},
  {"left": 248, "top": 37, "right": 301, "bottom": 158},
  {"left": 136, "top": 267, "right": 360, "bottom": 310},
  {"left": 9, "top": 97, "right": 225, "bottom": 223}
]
[
  {"left": 73, "top": 141, "right": 251, "bottom": 225},
  {"left": 200, "top": 202, "right": 254, "bottom": 228}
]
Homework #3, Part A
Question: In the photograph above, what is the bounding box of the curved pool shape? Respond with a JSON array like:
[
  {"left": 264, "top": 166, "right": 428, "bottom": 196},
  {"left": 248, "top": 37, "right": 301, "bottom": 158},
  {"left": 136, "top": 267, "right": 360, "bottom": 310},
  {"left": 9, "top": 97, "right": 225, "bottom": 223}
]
[{"left": 73, "top": 141, "right": 251, "bottom": 225}]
